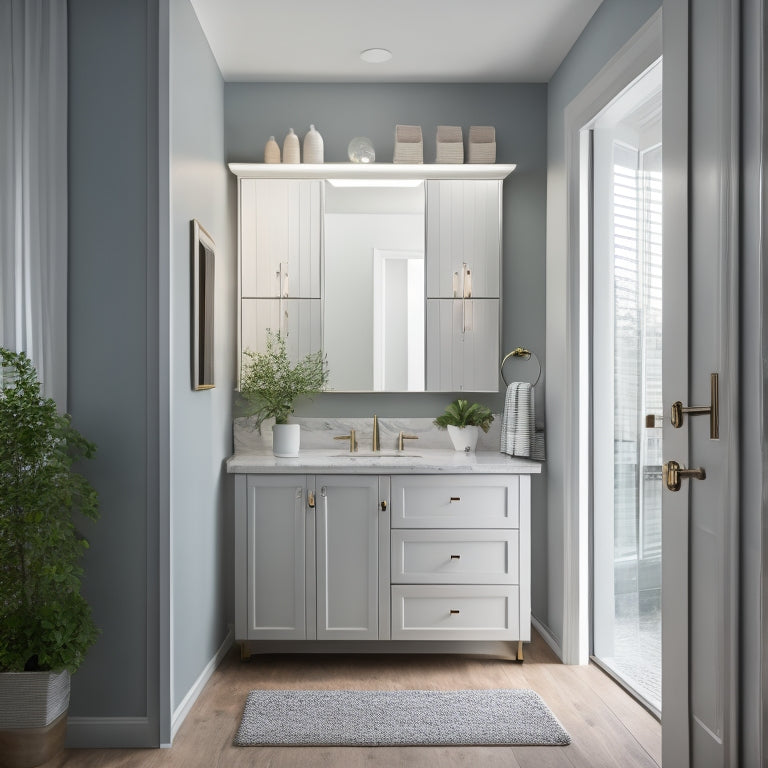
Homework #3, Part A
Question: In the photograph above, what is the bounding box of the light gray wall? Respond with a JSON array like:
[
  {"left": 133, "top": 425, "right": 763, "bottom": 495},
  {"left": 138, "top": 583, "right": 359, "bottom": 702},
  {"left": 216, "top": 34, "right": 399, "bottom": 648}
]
[
  {"left": 225, "top": 82, "right": 550, "bottom": 624},
  {"left": 545, "top": 0, "right": 662, "bottom": 645},
  {"left": 67, "top": 0, "right": 160, "bottom": 745},
  {"left": 169, "top": 0, "right": 235, "bottom": 719}
]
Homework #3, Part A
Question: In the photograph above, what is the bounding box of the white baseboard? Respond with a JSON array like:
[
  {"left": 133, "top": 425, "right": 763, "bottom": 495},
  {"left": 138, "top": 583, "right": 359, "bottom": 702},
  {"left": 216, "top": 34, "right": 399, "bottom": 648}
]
[
  {"left": 170, "top": 625, "right": 234, "bottom": 742},
  {"left": 531, "top": 615, "right": 563, "bottom": 661},
  {"left": 65, "top": 716, "right": 155, "bottom": 748}
]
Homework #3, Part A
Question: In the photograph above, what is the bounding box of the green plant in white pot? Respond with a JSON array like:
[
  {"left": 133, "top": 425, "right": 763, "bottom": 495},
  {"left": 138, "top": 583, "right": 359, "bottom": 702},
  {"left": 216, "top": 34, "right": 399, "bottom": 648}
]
[
  {"left": 434, "top": 399, "right": 494, "bottom": 452},
  {"left": 239, "top": 331, "right": 328, "bottom": 457},
  {"left": 0, "top": 349, "right": 99, "bottom": 768}
]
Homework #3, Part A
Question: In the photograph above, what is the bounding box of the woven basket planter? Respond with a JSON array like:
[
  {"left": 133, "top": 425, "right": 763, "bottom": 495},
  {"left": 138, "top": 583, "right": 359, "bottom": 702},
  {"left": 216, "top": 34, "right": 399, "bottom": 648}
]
[{"left": 0, "top": 671, "right": 70, "bottom": 768}]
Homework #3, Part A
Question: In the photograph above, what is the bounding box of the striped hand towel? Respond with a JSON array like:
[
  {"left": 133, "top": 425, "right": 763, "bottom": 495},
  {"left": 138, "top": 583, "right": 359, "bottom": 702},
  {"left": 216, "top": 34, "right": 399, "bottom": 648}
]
[{"left": 500, "top": 382, "right": 545, "bottom": 460}]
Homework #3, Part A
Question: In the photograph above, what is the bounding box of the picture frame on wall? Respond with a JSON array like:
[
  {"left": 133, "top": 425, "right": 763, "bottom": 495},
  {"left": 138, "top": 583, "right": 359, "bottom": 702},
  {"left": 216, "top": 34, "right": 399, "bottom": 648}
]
[{"left": 191, "top": 219, "right": 215, "bottom": 390}]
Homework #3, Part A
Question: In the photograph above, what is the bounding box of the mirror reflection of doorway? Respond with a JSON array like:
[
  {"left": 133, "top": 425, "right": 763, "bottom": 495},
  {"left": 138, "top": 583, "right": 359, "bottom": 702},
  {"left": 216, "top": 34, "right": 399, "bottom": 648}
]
[{"left": 589, "top": 59, "right": 663, "bottom": 715}]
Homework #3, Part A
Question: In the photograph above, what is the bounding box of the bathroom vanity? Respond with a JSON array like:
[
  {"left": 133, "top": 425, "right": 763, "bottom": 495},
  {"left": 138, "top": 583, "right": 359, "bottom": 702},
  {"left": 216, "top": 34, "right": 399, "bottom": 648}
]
[{"left": 227, "top": 434, "right": 540, "bottom": 662}]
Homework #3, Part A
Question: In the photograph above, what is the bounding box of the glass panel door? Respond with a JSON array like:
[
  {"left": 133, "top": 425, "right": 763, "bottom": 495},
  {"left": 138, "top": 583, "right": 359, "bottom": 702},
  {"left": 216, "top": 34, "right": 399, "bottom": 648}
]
[{"left": 591, "top": 61, "right": 662, "bottom": 713}]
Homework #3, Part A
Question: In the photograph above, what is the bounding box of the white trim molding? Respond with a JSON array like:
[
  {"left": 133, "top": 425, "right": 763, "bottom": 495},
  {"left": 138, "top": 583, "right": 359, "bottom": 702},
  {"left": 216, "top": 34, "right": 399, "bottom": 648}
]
[
  {"left": 169, "top": 626, "right": 234, "bottom": 744},
  {"left": 560, "top": 9, "right": 662, "bottom": 665},
  {"left": 531, "top": 615, "right": 563, "bottom": 660}
]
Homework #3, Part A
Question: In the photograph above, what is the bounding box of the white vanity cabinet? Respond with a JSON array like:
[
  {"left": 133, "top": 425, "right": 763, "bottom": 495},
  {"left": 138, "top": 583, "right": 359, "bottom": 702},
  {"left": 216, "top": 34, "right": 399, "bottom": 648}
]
[
  {"left": 235, "top": 473, "right": 388, "bottom": 643},
  {"left": 389, "top": 476, "right": 528, "bottom": 643},
  {"left": 231, "top": 456, "right": 534, "bottom": 661},
  {"left": 425, "top": 180, "right": 502, "bottom": 300},
  {"left": 315, "top": 475, "right": 389, "bottom": 640},
  {"left": 239, "top": 178, "right": 322, "bottom": 360}
]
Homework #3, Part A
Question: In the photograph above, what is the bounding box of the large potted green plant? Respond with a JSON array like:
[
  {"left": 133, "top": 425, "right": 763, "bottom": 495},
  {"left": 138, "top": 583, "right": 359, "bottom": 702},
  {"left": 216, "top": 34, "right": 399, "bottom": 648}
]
[
  {"left": 434, "top": 399, "right": 494, "bottom": 452},
  {"left": 239, "top": 331, "right": 328, "bottom": 457},
  {"left": 0, "top": 349, "right": 99, "bottom": 768}
]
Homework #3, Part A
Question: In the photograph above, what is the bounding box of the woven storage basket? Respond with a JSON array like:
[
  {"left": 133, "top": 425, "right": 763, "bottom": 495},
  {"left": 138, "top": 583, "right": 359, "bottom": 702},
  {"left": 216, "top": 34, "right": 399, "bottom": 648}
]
[
  {"left": 436, "top": 125, "right": 464, "bottom": 163},
  {"left": 393, "top": 124, "right": 423, "bottom": 164},
  {"left": 468, "top": 125, "right": 496, "bottom": 163}
]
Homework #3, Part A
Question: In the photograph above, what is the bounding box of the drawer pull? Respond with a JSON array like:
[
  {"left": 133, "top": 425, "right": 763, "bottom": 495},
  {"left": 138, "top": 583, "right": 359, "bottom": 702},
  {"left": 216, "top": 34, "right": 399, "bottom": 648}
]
[
  {"left": 449, "top": 609, "right": 461, "bottom": 615},
  {"left": 450, "top": 496, "right": 461, "bottom": 502},
  {"left": 450, "top": 554, "right": 461, "bottom": 560}
]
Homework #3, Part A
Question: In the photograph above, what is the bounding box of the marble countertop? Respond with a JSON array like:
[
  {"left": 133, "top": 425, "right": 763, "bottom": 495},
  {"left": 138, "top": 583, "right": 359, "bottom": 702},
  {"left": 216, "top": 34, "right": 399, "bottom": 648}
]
[{"left": 226, "top": 449, "right": 542, "bottom": 475}]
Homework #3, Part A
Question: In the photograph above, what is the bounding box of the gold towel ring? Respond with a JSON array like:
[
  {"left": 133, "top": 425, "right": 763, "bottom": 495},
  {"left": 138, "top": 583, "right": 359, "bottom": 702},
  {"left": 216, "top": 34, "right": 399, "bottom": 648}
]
[{"left": 500, "top": 347, "right": 541, "bottom": 387}]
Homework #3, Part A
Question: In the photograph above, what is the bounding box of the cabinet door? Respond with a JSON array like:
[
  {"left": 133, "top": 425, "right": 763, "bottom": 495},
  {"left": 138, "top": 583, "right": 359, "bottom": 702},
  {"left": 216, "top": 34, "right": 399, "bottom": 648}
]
[
  {"left": 425, "top": 298, "right": 499, "bottom": 391},
  {"left": 240, "top": 178, "right": 321, "bottom": 299},
  {"left": 246, "top": 475, "right": 312, "bottom": 640},
  {"left": 426, "top": 180, "right": 501, "bottom": 299},
  {"left": 316, "top": 476, "right": 380, "bottom": 639},
  {"left": 241, "top": 298, "right": 322, "bottom": 362}
]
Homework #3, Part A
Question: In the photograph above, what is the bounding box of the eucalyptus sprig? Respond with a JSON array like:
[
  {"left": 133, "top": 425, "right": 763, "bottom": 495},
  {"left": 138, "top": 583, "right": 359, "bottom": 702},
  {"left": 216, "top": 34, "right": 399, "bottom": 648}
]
[
  {"left": 0, "top": 348, "right": 99, "bottom": 673},
  {"left": 239, "top": 330, "right": 328, "bottom": 430},
  {"left": 433, "top": 399, "right": 494, "bottom": 433}
]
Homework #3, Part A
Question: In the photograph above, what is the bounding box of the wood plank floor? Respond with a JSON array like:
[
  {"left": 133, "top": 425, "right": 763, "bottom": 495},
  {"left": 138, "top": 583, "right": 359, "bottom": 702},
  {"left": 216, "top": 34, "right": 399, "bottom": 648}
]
[{"left": 43, "top": 631, "right": 660, "bottom": 768}]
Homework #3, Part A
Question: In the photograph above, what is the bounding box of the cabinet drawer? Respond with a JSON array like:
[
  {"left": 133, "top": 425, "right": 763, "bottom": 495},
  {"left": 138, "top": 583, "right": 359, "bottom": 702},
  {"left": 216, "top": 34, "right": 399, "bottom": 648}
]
[
  {"left": 391, "top": 529, "right": 518, "bottom": 584},
  {"left": 391, "top": 585, "right": 519, "bottom": 640},
  {"left": 390, "top": 476, "right": 519, "bottom": 528}
]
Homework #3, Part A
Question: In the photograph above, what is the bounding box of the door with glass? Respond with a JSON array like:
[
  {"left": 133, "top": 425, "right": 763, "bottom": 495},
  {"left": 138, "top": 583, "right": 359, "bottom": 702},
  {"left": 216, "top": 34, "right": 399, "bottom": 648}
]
[{"left": 591, "top": 61, "right": 662, "bottom": 714}]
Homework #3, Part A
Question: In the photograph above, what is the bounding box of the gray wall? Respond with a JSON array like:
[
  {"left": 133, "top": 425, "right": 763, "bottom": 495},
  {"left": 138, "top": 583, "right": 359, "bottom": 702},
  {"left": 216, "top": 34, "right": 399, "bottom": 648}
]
[
  {"left": 68, "top": 0, "right": 160, "bottom": 746},
  {"left": 545, "top": 0, "right": 662, "bottom": 645},
  {"left": 169, "top": 0, "right": 235, "bottom": 720},
  {"left": 225, "top": 82, "right": 549, "bottom": 624}
]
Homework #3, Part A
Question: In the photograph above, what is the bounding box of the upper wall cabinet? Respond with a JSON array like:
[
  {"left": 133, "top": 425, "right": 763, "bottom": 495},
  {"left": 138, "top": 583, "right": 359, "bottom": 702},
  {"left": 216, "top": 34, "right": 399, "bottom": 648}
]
[
  {"left": 240, "top": 178, "right": 321, "bottom": 299},
  {"left": 426, "top": 180, "right": 502, "bottom": 299},
  {"left": 231, "top": 164, "right": 514, "bottom": 392}
]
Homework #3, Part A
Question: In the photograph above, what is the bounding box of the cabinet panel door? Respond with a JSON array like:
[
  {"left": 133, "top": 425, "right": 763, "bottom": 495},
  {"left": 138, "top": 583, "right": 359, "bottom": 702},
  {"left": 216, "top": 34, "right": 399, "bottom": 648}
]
[
  {"left": 241, "top": 179, "right": 321, "bottom": 298},
  {"left": 426, "top": 299, "right": 499, "bottom": 391},
  {"left": 241, "top": 298, "right": 322, "bottom": 362},
  {"left": 246, "top": 475, "right": 309, "bottom": 639},
  {"left": 316, "top": 476, "right": 379, "bottom": 639},
  {"left": 426, "top": 180, "right": 501, "bottom": 299}
]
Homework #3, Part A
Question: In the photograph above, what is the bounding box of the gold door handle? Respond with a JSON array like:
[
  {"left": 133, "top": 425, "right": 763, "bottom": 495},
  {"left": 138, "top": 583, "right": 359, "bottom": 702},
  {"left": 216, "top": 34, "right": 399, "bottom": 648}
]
[
  {"left": 663, "top": 460, "right": 706, "bottom": 492},
  {"left": 380, "top": 500, "right": 387, "bottom": 511},
  {"left": 670, "top": 373, "right": 719, "bottom": 438},
  {"left": 308, "top": 491, "right": 315, "bottom": 509}
]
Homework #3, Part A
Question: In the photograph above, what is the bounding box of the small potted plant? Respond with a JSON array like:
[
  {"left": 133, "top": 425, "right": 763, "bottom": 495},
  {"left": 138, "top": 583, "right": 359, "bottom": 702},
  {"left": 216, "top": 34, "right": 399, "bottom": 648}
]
[
  {"left": 0, "top": 349, "right": 99, "bottom": 768},
  {"left": 434, "top": 399, "right": 494, "bottom": 452},
  {"left": 239, "top": 330, "right": 328, "bottom": 457}
]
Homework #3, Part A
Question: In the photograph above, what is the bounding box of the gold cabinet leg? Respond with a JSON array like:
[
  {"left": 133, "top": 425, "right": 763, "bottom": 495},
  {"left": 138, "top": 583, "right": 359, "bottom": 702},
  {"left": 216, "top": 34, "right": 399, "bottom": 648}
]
[
  {"left": 516, "top": 640, "right": 524, "bottom": 662},
  {"left": 239, "top": 642, "right": 252, "bottom": 661}
]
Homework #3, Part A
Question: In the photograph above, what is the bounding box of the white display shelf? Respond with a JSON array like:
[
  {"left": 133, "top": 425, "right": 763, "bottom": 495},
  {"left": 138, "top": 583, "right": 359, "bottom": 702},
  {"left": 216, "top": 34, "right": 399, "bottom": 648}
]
[{"left": 229, "top": 162, "right": 515, "bottom": 181}]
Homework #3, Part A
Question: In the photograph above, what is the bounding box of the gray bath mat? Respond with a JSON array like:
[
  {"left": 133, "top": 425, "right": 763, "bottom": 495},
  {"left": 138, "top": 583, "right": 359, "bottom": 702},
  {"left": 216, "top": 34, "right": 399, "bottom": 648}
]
[{"left": 234, "top": 689, "right": 571, "bottom": 746}]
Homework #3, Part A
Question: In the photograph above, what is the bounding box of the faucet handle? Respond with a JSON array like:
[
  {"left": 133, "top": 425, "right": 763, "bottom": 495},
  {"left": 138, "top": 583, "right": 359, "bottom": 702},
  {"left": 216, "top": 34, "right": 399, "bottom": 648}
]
[
  {"left": 334, "top": 429, "right": 358, "bottom": 452},
  {"left": 397, "top": 431, "right": 419, "bottom": 451}
]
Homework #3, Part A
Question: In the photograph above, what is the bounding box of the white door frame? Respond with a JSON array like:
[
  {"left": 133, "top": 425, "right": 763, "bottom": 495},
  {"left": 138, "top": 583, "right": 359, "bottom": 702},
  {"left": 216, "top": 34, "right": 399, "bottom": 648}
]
[{"left": 560, "top": 10, "right": 662, "bottom": 665}]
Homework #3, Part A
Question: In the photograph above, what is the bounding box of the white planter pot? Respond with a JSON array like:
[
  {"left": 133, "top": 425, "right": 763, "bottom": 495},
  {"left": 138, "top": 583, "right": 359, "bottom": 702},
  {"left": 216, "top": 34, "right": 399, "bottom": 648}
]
[
  {"left": 0, "top": 670, "right": 69, "bottom": 768},
  {"left": 272, "top": 423, "right": 300, "bottom": 457},
  {"left": 446, "top": 424, "right": 480, "bottom": 452}
]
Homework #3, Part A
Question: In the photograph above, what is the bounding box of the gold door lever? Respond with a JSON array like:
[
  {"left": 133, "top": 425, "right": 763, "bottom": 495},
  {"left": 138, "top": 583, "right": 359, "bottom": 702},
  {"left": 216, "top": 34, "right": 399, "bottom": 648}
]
[
  {"left": 670, "top": 373, "right": 719, "bottom": 438},
  {"left": 663, "top": 460, "right": 706, "bottom": 492}
]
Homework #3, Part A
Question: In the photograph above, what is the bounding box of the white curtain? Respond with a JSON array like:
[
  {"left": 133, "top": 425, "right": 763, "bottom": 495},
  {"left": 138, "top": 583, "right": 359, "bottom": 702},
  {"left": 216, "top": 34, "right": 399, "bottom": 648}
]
[{"left": 0, "top": 0, "right": 68, "bottom": 410}]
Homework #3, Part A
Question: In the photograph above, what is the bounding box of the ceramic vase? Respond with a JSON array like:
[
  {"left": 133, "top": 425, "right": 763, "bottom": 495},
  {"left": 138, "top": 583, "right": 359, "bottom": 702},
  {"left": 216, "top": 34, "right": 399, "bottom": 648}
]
[
  {"left": 264, "top": 135, "right": 280, "bottom": 163},
  {"left": 282, "top": 128, "right": 300, "bottom": 164},
  {"left": 272, "top": 423, "right": 300, "bottom": 457},
  {"left": 303, "top": 124, "right": 324, "bottom": 164},
  {"left": 446, "top": 425, "right": 480, "bottom": 452}
]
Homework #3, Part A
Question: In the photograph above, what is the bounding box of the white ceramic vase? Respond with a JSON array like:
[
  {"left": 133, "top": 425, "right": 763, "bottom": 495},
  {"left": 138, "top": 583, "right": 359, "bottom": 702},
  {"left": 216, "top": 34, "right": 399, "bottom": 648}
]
[
  {"left": 272, "top": 423, "right": 300, "bottom": 457},
  {"left": 446, "top": 424, "right": 480, "bottom": 452},
  {"left": 303, "top": 124, "right": 324, "bottom": 163}
]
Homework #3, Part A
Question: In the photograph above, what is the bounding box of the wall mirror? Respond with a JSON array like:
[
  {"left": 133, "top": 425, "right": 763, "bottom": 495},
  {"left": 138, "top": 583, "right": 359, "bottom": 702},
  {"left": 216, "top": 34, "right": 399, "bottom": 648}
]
[{"left": 323, "top": 180, "right": 425, "bottom": 392}]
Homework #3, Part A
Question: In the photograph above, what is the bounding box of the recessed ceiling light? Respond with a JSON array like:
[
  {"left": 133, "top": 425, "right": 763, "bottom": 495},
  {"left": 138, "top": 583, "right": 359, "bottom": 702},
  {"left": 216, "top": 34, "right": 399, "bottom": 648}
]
[{"left": 360, "top": 48, "right": 392, "bottom": 64}]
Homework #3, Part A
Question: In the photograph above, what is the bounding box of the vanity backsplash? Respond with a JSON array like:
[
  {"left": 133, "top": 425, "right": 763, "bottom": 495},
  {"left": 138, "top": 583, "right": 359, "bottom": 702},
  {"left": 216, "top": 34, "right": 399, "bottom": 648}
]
[{"left": 233, "top": 415, "right": 503, "bottom": 454}]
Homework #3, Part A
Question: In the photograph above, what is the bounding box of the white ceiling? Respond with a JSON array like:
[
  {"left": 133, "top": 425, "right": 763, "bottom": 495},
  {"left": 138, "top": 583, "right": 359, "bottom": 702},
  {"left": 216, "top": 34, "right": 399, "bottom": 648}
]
[{"left": 189, "top": 0, "right": 604, "bottom": 83}]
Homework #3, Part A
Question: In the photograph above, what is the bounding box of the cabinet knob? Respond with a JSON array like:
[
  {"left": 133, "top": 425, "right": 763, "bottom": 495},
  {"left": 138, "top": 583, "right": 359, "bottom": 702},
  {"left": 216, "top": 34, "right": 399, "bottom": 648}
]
[
  {"left": 380, "top": 500, "right": 387, "bottom": 511},
  {"left": 450, "top": 554, "right": 461, "bottom": 560},
  {"left": 307, "top": 491, "right": 315, "bottom": 509},
  {"left": 449, "top": 496, "right": 461, "bottom": 502},
  {"left": 449, "top": 609, "right": 461, "bottom": 615}
]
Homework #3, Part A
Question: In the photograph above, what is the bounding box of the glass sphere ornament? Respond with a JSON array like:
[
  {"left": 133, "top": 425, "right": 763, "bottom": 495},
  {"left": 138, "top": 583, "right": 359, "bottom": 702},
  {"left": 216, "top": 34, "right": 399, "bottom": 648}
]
[{"left": 347, "top": 137, "right": 375, "bottom": 163}]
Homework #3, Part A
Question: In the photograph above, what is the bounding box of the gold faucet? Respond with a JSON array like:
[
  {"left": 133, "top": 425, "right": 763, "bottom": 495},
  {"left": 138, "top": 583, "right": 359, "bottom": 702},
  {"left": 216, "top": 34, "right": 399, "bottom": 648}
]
[
  {"left": 334, "top": 429, "right": 357, "bottom": 452},
  {"left": 397, "top": 431, "right": 419, "bottom": 451},
  {"left": 372, "top": 415, "right": 380, "bottom": 452}
]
